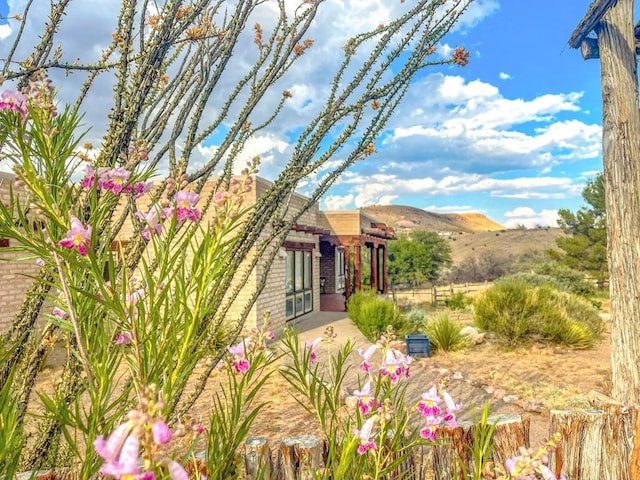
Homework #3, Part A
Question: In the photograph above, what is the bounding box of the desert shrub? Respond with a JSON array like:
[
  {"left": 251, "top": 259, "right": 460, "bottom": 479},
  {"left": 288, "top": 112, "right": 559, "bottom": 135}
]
[
  {"left": 474, "top": 280, "right": 602, "bottom": 348},
  {"left": 533, "top": 262, "right": 596, "bottom": 297},
  {"left": 506, "top": 271, "right": 562, "bottom": 290},
  {"left": 425, "top": 314, "right": 468, "bottom": 352},
  {"left": 405, "top": 307, "right": 427, "bottom": 333},
  {"left": 473, "top": 279, "right": 535, "bottom": 344},
  {"left": 347, "top": 290, "right": 405, "bottom": 342},
  {"left": 445, "top": 292, "right": 468, "bottom": 311}
]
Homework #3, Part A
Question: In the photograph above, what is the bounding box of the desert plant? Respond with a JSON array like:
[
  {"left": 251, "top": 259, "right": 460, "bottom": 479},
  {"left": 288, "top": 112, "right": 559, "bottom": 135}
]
[
  {"left": 473, "top": 279, "right": 535, "bottom": 345},
  {"left": 425, "top": 314, "right": 468, "bottom": 352},
  {"left": 405, "top": 307, "right": 427, "bottom": 333},
  {"left": 474, "top": 280, "right": 602, "bottom": 348},
  {"left": 347, "top": 290, "right": 405, "bottom": 342},
  {"left": 446, "top": 292, "right": 468, "bottom": 311}
]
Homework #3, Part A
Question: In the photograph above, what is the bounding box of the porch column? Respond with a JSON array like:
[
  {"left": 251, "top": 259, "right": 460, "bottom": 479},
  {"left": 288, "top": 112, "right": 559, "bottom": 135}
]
[
  {"left": 354, "top": 244, "right": 362, "bottom": 291},
  {"left": 382, "top": 245, "right": 388, "bottom": 293},
  {"left": 370, "top": 244, "right": 378, "bottom": 291},
  {"left": 344, "top": 245, "right": 351, "bottom": 300}
]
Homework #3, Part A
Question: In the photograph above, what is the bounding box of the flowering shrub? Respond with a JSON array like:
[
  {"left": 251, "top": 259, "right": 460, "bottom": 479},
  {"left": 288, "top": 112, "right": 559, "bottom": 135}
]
[
  {"left": 0, "top": 78, "right": 261, "bottom": 478},
  {"left": 279, "top": 325, "right": 461, "bottom": 479}
]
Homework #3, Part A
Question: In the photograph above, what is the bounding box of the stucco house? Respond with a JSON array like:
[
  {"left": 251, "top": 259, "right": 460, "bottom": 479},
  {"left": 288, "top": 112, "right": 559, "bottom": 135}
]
[{"left": 0, "top": 174, "right": 395, "bottom": 333}]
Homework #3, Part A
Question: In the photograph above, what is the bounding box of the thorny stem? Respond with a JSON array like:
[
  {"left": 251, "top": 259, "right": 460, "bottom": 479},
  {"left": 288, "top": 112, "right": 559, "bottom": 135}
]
[{"left": 51, "top": 250, "right": 96, "bottom": 389}]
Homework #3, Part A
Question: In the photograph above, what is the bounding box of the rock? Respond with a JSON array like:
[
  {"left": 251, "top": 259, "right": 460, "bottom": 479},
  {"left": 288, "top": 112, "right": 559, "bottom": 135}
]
[
  {"left": 503, "top": 395, "right": 519, "bottom": 404},
  {"left": 452, "top": 371, "right": 464, "bottom": 380},
  {"left": 523, "top": 401, "right": 546, "bottom": 413},
  {"left": 460, "top": 326, "right": 486, "bottom": 345},
  {"left": 493, "top": 388, "right": 507, "bottom": 400},
  {"left": 484, "top": 385, "right": 495, "bottom": 395}
]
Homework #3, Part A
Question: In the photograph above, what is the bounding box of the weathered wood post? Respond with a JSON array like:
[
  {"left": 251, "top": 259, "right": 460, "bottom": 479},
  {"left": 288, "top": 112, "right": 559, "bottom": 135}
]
[
  {"left": 276, "top": 435, "right": 325, "bottom": 480},
  {"left": 569, "top": 0, "right": 640, "bottom": 476}
]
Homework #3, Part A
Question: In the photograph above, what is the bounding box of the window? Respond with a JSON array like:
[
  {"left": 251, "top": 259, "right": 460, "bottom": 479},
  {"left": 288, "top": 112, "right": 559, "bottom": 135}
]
[{"left": 285, "top": 244, "right": 314, "bottom": 320}]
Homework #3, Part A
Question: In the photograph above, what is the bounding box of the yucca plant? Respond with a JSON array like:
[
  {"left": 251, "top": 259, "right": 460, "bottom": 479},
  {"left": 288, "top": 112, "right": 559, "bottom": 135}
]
[{"left": 425, "top": 315, "right": 468, "bottom": 352}]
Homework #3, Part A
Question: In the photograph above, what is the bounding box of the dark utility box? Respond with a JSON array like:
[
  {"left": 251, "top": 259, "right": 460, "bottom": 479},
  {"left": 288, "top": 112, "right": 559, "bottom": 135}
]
[{"left": 405, "top": 334, "right": 430, "bottom": 358}]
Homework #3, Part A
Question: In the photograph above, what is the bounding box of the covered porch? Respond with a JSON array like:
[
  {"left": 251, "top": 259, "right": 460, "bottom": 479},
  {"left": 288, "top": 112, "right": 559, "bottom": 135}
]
[{"left": 317, "top": 210, "right": 395, "bottom": 311}]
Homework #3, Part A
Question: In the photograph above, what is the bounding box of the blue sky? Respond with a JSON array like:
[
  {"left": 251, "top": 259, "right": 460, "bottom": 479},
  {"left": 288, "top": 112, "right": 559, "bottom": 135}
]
[
  {"left": 315, "top": 1, "right": 605, "bottom": 228},
  {"left": 0, "top": 1, "right": 610, "bottom": 228}
]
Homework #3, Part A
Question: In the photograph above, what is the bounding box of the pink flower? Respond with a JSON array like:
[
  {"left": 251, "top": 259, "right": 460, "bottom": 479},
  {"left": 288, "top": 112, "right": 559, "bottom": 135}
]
[
  {"left": 419, "top": 416, "right": 440, "bottom": 442},
  {"left": 136, "top": 205, "right": 164, "bottom": 240},
  {"left": 99, "top": 433, "right": 140, "bottom": 477},
  {"left": 417, "top": 386, "right": 442, "bottom": 417},
  {"left": 52, "top": 307, "right": 67, "bottom": 319},
  {"left": 152, "top": 420, "right": 172, "bottom": 444},
  {"left": 358, "top": 344, "right": 378, "bottom": 372},
  {"left": 353, "top": 417, "right": 377, "bottom": 455},
  {"left": 95, "top": 422, "right": 141, "bottom": 477},
  {"left": 0, "top": 90, "right": 27, "bottom": 116},
  {"left": 59, "top": 216, "right": 92, "bottom": 256},
  {"left": 174, "top": 191, "right": 201, "bottom": 223},
  {"left": 36, "top": 258, "right": 45, "bottom": 267},
  {"left": 115, "top": 332, "right": 133, "bottom": 345},
  {"left": 132, "top": 181, "right": 153, "bottom": 199},
  {"left": 167, "top": 460, "right": 189, "bottom": 480},
  {"left": 305, "top": 337, "right": 322, "bottom": 363},
  {"left": 228, "top": 339, "right": 251, "bottom": 373},
  {"left": 380, "top": 350, "right": 404, "bottom": 383},
  {"left": 353, "top": 381, "right": 375, "bottom": 415},
  {"left": 103, "top": 167, "right": 131, "bottom": 195}
]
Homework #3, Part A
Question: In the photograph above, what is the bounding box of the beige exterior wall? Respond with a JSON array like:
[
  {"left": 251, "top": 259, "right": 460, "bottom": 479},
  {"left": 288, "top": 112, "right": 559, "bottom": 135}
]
[
  {"left": 0, "top": 174, "right": 323, "bottom": 334},
  {"left": 0, "top": 173, "right": 42, "bottom": 332}
]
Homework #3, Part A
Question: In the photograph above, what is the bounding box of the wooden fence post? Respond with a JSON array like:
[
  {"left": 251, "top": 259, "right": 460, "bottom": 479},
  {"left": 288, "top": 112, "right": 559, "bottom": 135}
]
[
  {"left": 422, "top": 415, "right": 530, "bottom": 479},
  {"left": 549, "top": 395, "right": 640, "bottom": 480},
  {"left": 276, "top": 435, "right": 325, "bottom": 480},
  {"left": 245, "top": 436, "right": 272, "bottom": 479}
]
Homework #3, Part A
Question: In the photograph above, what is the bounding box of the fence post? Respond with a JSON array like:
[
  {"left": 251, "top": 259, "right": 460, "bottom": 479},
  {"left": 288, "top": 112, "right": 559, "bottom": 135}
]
[
  {"left": 276, "top": 435, "right": 325, "bottom": 480},
  {"left": 245, "top": 436, "right": 272, "bottom": 479},
  {"left": 549, "top": 394, "right": 640, "bottom": 480},
  {"left": 426, "top": 415, "right": 530, "bottom": 479}
]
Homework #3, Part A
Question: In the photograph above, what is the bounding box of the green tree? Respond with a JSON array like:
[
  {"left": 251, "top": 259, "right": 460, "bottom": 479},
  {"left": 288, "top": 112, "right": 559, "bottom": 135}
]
[
  {"left": 549, "top": 173, "right": 607, "bottom": 288},
  {"left": 388, "top": 231, "right": 452, "bottom": 287}
]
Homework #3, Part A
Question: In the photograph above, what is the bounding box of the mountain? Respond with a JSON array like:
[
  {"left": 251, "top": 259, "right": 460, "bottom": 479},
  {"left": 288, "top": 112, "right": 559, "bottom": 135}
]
[{"left": 361, "top": 205, "right": 505, "bottom": 233}]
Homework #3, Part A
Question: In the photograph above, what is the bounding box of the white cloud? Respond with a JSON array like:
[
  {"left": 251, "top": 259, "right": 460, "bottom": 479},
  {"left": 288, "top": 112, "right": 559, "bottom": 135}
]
[
  {"left": 424, "top": 204, "right": 475, "bottom": 213},
  {"left": 499, "top": 72, "right": 511, "bottom": 80},
  {"left": 323, "top": 194, "right": 354, "bottom": 210},
  {"left": 503, "top": 207, "right": 559, "bottom": 229},
  {"left": 383, "top": 74, "right": 601, "bottom": 176},
  {"left": 0, "top": 24, "right": 11, "bottom": 40}
]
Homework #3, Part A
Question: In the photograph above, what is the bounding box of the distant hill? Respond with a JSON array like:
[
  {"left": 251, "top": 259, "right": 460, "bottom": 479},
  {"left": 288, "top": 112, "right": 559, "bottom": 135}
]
[
  {"left": 361, "top": 204, "right": 566, "bottom": 265},
  {"left": 361, "top": 205, "right": 505, "bottom": 233}
]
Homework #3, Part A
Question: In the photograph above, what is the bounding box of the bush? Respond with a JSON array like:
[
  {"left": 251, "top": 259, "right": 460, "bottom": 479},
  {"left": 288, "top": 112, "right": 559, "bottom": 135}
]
[
  {"left": 474, "top": 279, "right": 603, "bottom": 348},
  {"left": 424, "top": 315, "right": 468, "bottom": 352},
  {"left": 347, "top": 290, "right": 405, "bottom": 342},
  {"left": 445, "top": 292, "right": 467, "bottom": 311},
  {"left": 405, "top": 307, "right": 427, "bottom": 333}
]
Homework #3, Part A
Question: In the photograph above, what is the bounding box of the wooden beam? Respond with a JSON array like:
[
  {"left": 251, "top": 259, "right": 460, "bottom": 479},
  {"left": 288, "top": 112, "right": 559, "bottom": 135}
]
[
  {"left": 581, "top": 37, "right": 600, "bottom": 59},
  {"left": 568, "top": 0, "right": 618, "bottom": 48}
]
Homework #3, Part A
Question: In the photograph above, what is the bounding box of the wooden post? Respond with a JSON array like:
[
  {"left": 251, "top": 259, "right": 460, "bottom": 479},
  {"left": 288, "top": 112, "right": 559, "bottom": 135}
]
[
  {"left": 381, "top": 245, "right": 388, "bottom": 294},
  {"left": 370, "top": 244, "right": 378, "bottom": 291},
  {"left": 276, "top": 435, "right": 325, "bottom": 480},
  {"left": 245, "top": 437, "right": 272, "bottom": 479},
  {"left": 353, "top": 244, "right": 362, "bottom": 291},
  {"left": 549, "top": 400, "right": 639, "bottom": 480},
  {"left": 490, "top": 414, "right": 531, "bottom": 467},
  {"left": 428, "top": 415, "right": 530, "bottom": 479},
  {"left": 344, "top": 246, "right": 351, "bottom": 301}
]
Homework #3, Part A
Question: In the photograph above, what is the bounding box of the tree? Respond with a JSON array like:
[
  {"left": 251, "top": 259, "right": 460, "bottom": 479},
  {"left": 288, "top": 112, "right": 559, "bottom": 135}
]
[
  {"left": 549, "top": 173, "right": 607, "bottom": 288},
  {"left": 0, "top": 0, "right": 475, "bottom": 467},
  {"left": 387, "top": 231, "right": 452, "bottom": 287}
]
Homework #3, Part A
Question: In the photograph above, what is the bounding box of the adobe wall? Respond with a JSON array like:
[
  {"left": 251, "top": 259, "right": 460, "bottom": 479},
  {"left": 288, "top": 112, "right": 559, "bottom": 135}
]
[{"left": 0, "top": 173, "right": 42, "bottom": 332}]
